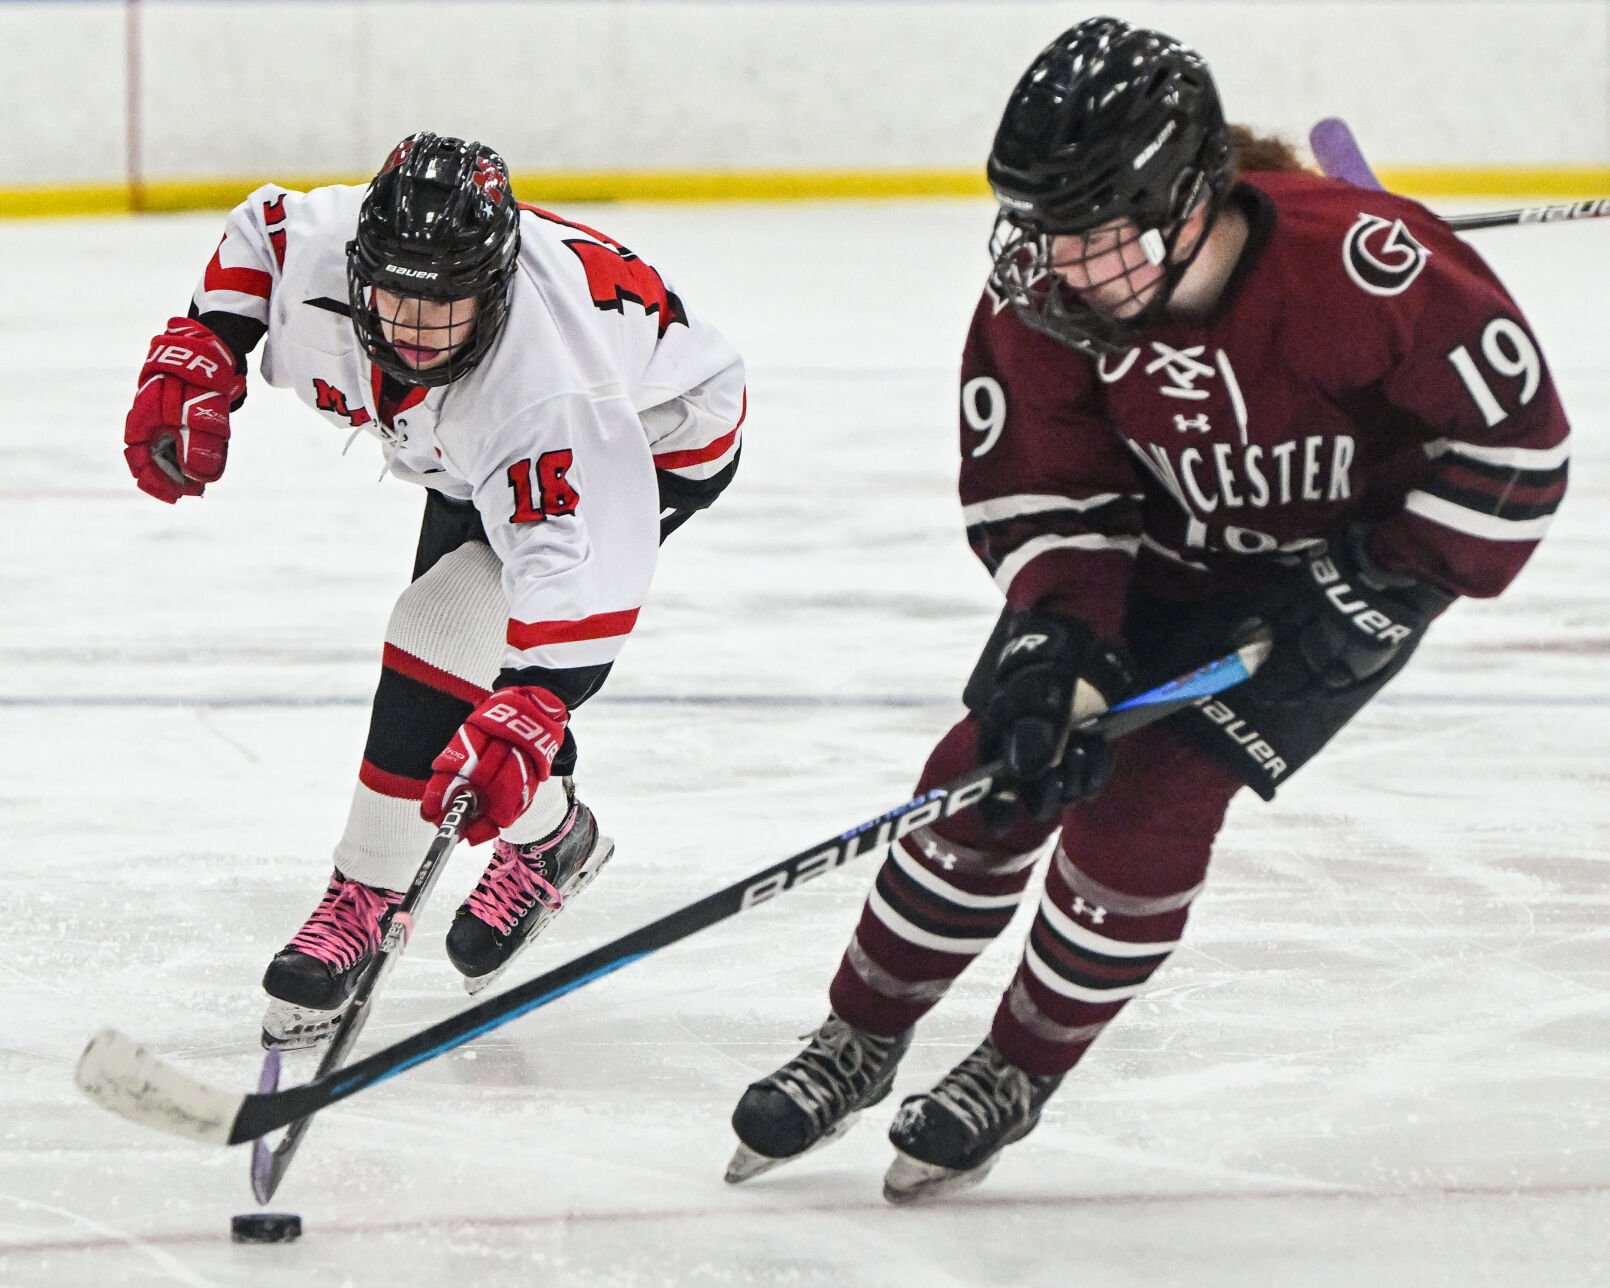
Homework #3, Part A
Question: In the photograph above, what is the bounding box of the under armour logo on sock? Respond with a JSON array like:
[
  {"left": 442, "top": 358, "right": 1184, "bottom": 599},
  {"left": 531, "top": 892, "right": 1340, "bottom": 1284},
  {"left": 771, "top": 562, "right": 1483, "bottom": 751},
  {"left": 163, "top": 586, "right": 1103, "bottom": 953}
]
[
  {"left": 917, "top": 834, "right": 960, "bottom": 871},
  {"left": 1071, "top": 896, "right": 1107, "bottom": 924}
]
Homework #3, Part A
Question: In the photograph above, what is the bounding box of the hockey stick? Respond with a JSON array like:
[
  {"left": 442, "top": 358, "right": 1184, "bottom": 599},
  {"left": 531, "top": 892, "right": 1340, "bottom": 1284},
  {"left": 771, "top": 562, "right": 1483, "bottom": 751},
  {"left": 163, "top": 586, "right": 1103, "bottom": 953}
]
[
  {"left": 1309, "top": 117, "right": 1386, "bottom": 191},
  {"left": 75, "top": 634, "right": 1270, "bottom": 1149},
  {"left": 1433, "top": 196, "right": 1610, "bottom": 232},
  {"left": 247, "top": 786, "right": 475, "bottom": 1202},
  {"left": 1310, "top": 117, "right": 1610, "bottom": 230}
]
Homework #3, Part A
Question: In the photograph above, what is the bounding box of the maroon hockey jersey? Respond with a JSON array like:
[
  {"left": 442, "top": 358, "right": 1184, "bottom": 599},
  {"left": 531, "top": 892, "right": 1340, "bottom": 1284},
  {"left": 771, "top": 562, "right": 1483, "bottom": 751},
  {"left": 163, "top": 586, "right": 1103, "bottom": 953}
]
[{"left": 959, "top": 169, "right": 1571, "bottom": 639}]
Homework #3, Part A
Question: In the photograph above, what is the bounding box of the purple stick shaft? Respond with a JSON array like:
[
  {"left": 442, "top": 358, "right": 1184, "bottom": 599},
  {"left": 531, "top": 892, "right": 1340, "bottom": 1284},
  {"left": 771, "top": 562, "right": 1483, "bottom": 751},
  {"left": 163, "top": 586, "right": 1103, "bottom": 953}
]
[
  {"left": 249, "top": 1048, "right": 282, "bottom": 1201},
  {"left": 1309, "top": 117, "right": 1385, "bottom": 191}
]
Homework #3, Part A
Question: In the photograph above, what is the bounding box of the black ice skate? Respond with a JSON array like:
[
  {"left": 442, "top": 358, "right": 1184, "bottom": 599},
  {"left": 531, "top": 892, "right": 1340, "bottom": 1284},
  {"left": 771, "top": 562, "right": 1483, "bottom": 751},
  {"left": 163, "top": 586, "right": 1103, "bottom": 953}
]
[
  {"left": 883, "top": 1036, "right": 1064, "bottom": 1203},
  {"left": 260, "top": 870, "right": 404, "bottom": 1050},
  {"left": 444, "top": 791, "right": 614, "bottom": 994},
  {"left": 725, "top": 1013, "right": 913, "bottom": 1183}
]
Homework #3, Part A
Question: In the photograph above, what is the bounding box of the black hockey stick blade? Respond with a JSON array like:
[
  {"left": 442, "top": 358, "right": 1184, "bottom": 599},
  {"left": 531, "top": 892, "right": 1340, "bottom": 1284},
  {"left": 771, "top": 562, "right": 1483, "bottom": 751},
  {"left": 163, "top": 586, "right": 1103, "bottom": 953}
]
[
  {"left": 248, "top": 787, "right": 475, "bottom": 1201},
  {"left": 75, "top": 635, "right": 1270, "bottom": 1148},
  {"left": 1311, "top": 117, "right": 1610, "bottom": 231}
]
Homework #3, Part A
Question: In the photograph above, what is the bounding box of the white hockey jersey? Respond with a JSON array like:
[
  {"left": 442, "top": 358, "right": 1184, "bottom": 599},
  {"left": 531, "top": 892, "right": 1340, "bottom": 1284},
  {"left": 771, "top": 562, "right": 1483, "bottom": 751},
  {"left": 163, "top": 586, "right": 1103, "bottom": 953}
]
[{"left": 190, "top": 183, "right": 746, "bottom": 680}]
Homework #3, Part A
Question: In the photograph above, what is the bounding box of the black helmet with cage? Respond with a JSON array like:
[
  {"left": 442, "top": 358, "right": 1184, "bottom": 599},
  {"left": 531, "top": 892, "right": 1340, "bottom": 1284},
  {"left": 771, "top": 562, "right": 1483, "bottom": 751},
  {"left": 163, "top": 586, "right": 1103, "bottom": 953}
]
[
  {"left": 346, "top": 132, "right": 522, "bottom": 387},
  {"left": 985, "top": 17, "right": 1234, "bottom": 355}
]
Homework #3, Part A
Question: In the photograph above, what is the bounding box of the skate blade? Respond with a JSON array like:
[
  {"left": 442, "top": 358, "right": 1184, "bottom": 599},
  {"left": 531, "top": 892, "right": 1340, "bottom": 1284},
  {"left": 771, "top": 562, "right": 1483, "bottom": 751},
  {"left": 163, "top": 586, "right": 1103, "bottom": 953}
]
[
  {"left": 723, "top": 1111, "right": 862, "bottom": 1184},
  {"left": 881, "top": 1149, "right": 999, "bottom": 1205},
  {"left": 260, "top": 999, "right": 346, "bottom": 1051},
  {"left": 460, "top": 836, "right": 616, "bottom": 997},
  {"left": 724, "top": 1141, "right": 786, "bottom": 1183}
]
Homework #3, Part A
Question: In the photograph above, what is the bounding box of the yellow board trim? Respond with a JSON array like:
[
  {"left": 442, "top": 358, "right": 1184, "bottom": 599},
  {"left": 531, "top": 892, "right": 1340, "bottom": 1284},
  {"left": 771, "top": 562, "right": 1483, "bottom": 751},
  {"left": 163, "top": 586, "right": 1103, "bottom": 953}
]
[
  {"left": 6, "top": 166, "right": 1610, "bottom": 219},
  {"left": 1375, "top": 165, "right": 1610, "bottom": 200},
  {"left": 0, "top": 169, "right": 993, "bottom": 218}
]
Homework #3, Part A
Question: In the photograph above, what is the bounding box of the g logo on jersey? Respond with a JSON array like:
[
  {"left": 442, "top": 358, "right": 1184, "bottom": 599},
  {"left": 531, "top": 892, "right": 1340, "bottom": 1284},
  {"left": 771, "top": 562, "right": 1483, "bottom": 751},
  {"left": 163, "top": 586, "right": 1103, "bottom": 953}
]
[{"left": 1342, "top": 213, "right": 1430, "bottom": 297}]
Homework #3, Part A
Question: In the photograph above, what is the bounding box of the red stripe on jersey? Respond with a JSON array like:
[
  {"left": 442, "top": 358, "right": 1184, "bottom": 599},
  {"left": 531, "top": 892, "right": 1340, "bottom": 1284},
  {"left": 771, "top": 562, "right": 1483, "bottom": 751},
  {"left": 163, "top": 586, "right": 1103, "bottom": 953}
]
[
  {"left": 519, "top": 203, "right": 629, "bottom": 251},
  {"left": 382, "top": 643, "right": 489, "bottom": 706},
  {"left": 358, "top": 759, "right": 428, "bottom": 801},
  {"left": 507, "top": 608, "right": 640, "bottom": 649},
  {"left": 369, "top": 364, "right": 427, "bottom": 426},
  {"left": 653, "top": 388, "right": 745, "bottom": 470},
  {"left": 653, "top": 426, "right": 738, "bottom": 471},
  {"left": 203, "top": 238, "right": 272, "bottom": 299}
]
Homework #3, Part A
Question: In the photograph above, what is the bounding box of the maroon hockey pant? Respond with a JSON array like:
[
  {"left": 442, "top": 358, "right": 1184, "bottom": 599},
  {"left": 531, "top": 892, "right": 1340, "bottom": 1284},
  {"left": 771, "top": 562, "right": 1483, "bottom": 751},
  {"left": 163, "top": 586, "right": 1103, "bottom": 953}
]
[{"left": 828, "top": 713, "right": 1245, "bottom": 1077}]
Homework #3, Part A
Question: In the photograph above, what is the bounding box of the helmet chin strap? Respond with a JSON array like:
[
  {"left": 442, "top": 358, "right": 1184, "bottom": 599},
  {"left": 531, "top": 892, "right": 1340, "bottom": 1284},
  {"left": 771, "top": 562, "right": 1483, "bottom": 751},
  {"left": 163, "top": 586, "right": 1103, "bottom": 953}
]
[
  {"left": 1158, "top": 196, "right": 1234, "bottom": 320},
  {"left": 1070, "top": 196, "right": 1225, "bottom": 351}
]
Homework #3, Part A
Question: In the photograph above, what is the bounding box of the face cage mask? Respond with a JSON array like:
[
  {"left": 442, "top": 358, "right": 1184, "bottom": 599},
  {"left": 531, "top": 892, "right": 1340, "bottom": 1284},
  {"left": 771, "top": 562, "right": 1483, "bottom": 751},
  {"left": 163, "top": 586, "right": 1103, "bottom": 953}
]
[
  {"left": 986, "top": 174, "right": 1217, "bottom": 357},
  {"left": 346, "top": 254, "right": 511, "bottom": 388}
]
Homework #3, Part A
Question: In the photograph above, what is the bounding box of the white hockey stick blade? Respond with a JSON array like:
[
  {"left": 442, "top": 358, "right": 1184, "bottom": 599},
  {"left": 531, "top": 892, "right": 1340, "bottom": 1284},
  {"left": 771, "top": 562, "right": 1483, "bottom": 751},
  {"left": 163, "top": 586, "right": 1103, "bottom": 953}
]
[{"left": 75, "top": 1029, "right": 243, "bottom": 1146}]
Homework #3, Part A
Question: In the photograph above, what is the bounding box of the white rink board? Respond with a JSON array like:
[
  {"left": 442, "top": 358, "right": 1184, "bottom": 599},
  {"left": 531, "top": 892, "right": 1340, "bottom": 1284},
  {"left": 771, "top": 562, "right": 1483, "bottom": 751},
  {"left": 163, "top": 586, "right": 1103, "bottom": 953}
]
[
  {"left": 2, "top": 0, "right": 1607, "bottom": 184},
  {"left": 0, "top": 199, "right": 1607, "bottom": 1284}
]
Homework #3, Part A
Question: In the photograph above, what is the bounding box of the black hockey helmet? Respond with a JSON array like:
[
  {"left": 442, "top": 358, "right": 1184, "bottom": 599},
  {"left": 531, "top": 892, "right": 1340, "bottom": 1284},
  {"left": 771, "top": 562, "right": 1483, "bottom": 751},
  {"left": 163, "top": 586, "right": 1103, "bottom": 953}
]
[
  {"left": 347, "top": 132, "right": 522, "bottom": 386},
  {"left": 985, "top": 17, "right": 1234, "bottom": 354}
]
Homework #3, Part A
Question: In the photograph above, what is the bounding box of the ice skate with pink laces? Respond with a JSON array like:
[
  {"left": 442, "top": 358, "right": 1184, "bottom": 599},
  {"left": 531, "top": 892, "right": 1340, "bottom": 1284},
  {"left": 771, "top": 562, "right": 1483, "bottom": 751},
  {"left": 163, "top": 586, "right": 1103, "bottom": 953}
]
[
  {"left": 445, "top": 788, "right": 614, "bottom": 994},
  {"left": 260, "top": 871, "right": 404, "bottom": 1050}
]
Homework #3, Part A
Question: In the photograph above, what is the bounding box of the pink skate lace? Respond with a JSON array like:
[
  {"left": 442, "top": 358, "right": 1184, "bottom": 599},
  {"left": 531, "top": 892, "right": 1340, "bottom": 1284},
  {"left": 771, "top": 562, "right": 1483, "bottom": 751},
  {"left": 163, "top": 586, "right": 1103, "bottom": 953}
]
[
  {"left": 463, "top": 809, "right": 576, "bottom": 936},
  {"left": 286, "top": 874, "right": 403, "bottom": 969}
]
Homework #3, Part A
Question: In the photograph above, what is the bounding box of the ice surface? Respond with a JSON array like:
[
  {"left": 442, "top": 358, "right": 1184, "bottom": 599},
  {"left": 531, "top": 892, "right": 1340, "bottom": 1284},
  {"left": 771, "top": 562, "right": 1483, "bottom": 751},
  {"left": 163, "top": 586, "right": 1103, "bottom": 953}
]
[{"left": 0, "top": 197, "right": 1606, "bottom": 1286}]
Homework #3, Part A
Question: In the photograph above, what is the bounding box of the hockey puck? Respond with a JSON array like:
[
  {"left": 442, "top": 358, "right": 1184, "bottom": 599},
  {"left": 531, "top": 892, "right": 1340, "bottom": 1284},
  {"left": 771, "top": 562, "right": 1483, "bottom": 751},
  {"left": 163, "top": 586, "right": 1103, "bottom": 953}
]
[{"left": 230, "top": 1212, "right": 302, "bottom": 1244}]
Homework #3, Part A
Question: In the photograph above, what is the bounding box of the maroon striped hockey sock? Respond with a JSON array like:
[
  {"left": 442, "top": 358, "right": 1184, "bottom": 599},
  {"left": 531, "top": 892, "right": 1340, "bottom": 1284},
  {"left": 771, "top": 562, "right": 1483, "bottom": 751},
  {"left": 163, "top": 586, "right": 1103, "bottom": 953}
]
[
  {"left": 990, "top": 843, "right": 1198, "bottom": 1075},
  {"left": 989, "top": 723, "right": 1245, "bottom": 1076},
  {"left": 827, "top": 715, "right": 1058, "bottom": 1036},
  {"left": 828, "top": 824, "right": 1043, "bottom": 1036}
]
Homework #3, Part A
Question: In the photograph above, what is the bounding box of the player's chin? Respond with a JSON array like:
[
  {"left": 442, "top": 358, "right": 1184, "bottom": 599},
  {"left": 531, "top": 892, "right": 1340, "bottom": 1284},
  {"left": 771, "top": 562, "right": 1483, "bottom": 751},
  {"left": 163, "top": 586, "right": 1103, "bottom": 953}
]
[
  {"left": 1069, "top": 281, "right": 1156, "bottom": 322},
  {"left": 1108, "top": 283, "right": 1166, "bottom": 319}
]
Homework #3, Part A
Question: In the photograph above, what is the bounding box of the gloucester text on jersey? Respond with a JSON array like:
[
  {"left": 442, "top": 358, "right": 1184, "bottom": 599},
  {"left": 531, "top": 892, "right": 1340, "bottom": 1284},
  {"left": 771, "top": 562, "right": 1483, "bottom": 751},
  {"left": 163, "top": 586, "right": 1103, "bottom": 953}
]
[{"left": 1126, "top": 434, "right": 1357, "bottom": 514}]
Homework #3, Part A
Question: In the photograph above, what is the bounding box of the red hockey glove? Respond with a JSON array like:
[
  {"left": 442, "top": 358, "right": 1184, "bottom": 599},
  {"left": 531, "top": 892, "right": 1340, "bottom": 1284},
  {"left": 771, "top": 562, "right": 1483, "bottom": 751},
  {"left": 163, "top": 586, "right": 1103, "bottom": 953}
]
[
  {"left": 421, "top": 686, "right": 569, "bottom": 845},
  {"left": 123, "top": 318, "right": 245, "bottom": 503}
]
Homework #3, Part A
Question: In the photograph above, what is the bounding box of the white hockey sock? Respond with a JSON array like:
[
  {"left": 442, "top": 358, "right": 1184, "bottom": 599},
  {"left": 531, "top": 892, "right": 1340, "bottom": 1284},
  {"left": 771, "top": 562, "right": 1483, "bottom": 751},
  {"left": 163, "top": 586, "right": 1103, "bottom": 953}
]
[{"left": 498, "top": 774, "right": 572, "bottom": 847}]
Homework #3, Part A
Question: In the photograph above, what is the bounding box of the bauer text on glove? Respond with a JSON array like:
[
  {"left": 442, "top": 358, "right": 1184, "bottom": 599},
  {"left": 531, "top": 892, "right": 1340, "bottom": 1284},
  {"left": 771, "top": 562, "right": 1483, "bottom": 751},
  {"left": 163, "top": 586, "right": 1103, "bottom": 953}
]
[
  {"left": 123, "top": 317, "right": 246, "bottom": 503},
  {"left": 1250, "top": 524, "right": 1455, "bottom": 701},
  {"left": 421, "top": 686, "right": 569, "bottom": 845}
]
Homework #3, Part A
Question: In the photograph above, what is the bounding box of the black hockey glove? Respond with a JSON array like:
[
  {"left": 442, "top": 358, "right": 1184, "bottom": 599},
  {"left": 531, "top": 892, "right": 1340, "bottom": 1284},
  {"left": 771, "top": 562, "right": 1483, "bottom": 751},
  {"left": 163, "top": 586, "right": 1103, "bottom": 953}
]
[
  {"left": 973, "top": 610, "right": 1135, "bottom": 831},
  {"left": 1252, "top": 525, "right": 1454, "bottom": 702}
]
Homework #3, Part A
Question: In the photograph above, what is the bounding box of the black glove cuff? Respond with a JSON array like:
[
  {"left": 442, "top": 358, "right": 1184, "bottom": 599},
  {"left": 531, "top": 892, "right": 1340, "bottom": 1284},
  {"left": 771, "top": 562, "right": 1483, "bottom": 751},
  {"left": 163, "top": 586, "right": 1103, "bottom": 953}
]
[
  {"left": 1001, "top": 610, "right": 1134, "bottom": 710},
  {"left": 1341, "top": 525, "right": 1456, "bottom": 618}
]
